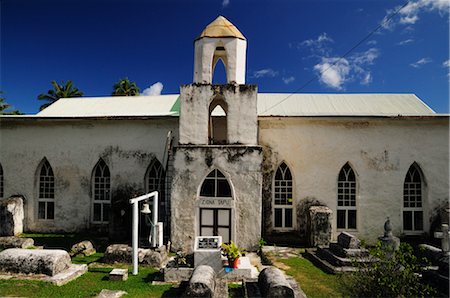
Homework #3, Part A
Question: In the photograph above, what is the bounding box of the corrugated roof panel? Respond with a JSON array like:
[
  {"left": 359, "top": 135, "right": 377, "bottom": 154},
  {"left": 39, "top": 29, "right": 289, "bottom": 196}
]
[{"left": 35, "top": 93, "right": 436, "bottom": 118}]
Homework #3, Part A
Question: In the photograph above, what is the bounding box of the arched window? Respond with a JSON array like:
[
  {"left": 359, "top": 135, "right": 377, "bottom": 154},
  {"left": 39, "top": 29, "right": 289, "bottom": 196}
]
[
  {"left": 403, "top": 163, "right": 423, "bottom": 232},
  {"left": 146, "top": 159, "right": 165, "bottom": 195},
  {"left": 38, "top": 159, "right": 55, "bottom": 220},
  {"left": 337, "top": 163, "right": 357, "bottom": 229},
  {"left": 92, "top": 159, "right": 111, "bottom": 223},
  {"left": 208, "top": 97, "right": 228, "bottom": 145},
  {"left": 0, "top": 163, "right": 3, "bottom": 198},
  {"left": 200, "top": 169, "right": 232, "bottom": 198},
  {"left": 273, "top": 162, "right": 293, "bottom": 229},
  {"left": 212, "top": 43, "right": 228, "bottom": 83}
]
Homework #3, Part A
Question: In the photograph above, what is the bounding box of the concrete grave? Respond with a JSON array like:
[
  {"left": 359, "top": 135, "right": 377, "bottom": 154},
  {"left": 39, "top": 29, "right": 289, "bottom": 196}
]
[
  {"left": 109, "top": 268, "right": 128, "bottom": 281},
  {"left": 258, "top": 267, "right": 294, "bottom": 298},
  {"left": 378, "top": 218, "right": 400, "bottom": 253},
  {"left": 96, "top": 289, "right": 128, "bottom": 298},
  {"left": 0, "top": 248, "right": 87, "bottom": 286},
  {"left": 0, "top": 196, "right": 24, "bottom": 236},
  {"left": 307, "top": 206, "right": 332, "bottom": 247},
  {"left": 184, "top": 265, "right": 216, "bottom": 297},
  {"left": 307, "top": 231, "right": 372, "bottom": 273},
  {"left": 103, "top": 244, "right": 168, "bottom": 268},
  {"left": 70, "top": 240, "right": 96, "bottom": 257},
  {"left": 0, "top": 236, "right": 34, "bottom": 249},
  {"left": 194, "top": 236, "right": 223, "bottom": 273}
]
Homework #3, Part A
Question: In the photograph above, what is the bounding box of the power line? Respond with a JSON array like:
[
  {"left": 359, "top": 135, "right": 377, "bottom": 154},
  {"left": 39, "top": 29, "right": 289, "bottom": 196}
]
[{"left": 261, "top": 0, "right": 411, "bottom": 114}]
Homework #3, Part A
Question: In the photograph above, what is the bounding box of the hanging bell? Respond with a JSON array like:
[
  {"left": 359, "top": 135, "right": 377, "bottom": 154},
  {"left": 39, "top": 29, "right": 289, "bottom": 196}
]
[{"left": 141, "top": 203, "right": 151, "bottom": 214}]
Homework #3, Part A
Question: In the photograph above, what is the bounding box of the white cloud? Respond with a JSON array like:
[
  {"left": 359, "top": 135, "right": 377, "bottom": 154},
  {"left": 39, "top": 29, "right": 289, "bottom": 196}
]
[
  {"left": 397, "top": 39, "right": 414, "bottom": 45},
  {"left": 222, "top": 0, "right": 230, "bottom": 8},
  {"left": 410, "top": 57, "right": 432, "bottom": 68},
  {"left": 382, "top": 0, "right": 449, "bottom": 30},
  {"left": 252, "top": 68, "right": 278, "bottom": 78},
  {"left": 443, "top": 59, "right": 450, "bottom": 68},
  {"left": 282, "top": 76, "right": 295, "bottom": 84},
  {"left": 142, "top": 82, "right": 163, "bottom": 96},
  {"left": 298, "top": 33, "right": 334, "bottom": 56},
  {"left": 313, "top": 48, "right": 380, "bottom": 90},
  {"left": 367, "top": 40, "right": 377, "bottom": 45}
]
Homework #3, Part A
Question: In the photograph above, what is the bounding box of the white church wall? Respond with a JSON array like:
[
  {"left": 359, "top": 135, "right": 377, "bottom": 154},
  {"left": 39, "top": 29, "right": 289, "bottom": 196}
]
[
  {"left": 259, "top": 116, "right": 449, "bottom": 243},
  {"left": 0, "top": 118, "right": 178, "bottom": 233}
]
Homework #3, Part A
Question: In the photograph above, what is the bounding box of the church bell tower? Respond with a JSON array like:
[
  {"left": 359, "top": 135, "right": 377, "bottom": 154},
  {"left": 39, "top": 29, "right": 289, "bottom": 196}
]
[{"left": 170, "top": 16, "right": 263, "bottom": 253}]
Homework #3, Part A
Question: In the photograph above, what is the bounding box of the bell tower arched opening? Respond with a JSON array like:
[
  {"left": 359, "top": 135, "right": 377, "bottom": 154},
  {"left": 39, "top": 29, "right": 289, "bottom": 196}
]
[{"left": 209, "top": 97, "right": 228, "bottom": 144}]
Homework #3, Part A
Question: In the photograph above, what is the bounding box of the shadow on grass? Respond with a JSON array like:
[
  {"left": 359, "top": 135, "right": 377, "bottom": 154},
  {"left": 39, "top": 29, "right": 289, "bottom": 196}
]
[{"left": 161, "top": 281, "right": 188, "bottom": 298}]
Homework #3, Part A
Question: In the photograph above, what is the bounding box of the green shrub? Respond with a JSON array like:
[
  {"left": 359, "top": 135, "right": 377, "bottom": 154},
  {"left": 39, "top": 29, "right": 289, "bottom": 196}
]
[{"left": 341, "top": 241, "right": 436, "bottom": 297}]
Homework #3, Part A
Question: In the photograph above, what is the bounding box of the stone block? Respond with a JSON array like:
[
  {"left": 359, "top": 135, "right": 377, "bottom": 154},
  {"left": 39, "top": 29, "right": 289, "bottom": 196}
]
[
  {"left": 70, "top": 240, "right": 96, "bottom": 257},
  {"left": 258, "top": 267, "right": 294, "bottom": 298},
  {"left": 163, "top": 267, "right": 194, "bottom": 282},
  {"left": 337, "top": 232, "right": 361, "bottom": 249},
  {"left": 0, "top": 196, "right": 24, "bottom": 236},
  {"left": 96, "top": 289, "right": 128, "bottom": 298},
  {"left": 418, "top": 244, "right": 443, "bottom": 265},
  {"left": 194, "top": 250, "right": 223, "bottom": 273},
  {"left": 109, "top": 268, "right": 128, "bottom": 281},
  {"left": 103, "top": 244, "right": 167, "bottom": 268},
  {"left": 0, "top": 248, "right": 71, "bottom": 276},
  {"left": 185, "top": 265, "right": 215, "bottom": 297},
  {"left": 0, "top": 236, "right": 34, "bottom": 249},
  {"left": 308, "top": 206, "right": 332, "bottom": 247}
]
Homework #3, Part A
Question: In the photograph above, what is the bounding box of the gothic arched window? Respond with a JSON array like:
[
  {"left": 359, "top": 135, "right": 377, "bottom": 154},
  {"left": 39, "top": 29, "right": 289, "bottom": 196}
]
[
  {"left": 38, "top": 159, "right": 55, "bottom": 220},
  {"left": 273, "top": 162, "right": 293, "bottom": 229},
  {"left": 337, "top": 163, "right": 357, "bottom": 229},
  {"left": 92, "top": 159, "right": 111, "bottom": 223},
  {"left": 200, "top": 169, "right": 232, "bottom": 198},
  {"left": 208, "top": 97, "right": 228, "bottom": 145},
  {"left": 403, "top": 163, "right": 423, "bottom": 232}
]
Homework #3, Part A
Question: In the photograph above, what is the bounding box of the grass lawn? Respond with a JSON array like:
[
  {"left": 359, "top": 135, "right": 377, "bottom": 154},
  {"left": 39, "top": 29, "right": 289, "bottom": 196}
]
[
  {"left": 0, "top": 266, "right": 181, "bottom": 298},
  {"left": 277, "top": 256, "right": 345, "bottom": 298}
]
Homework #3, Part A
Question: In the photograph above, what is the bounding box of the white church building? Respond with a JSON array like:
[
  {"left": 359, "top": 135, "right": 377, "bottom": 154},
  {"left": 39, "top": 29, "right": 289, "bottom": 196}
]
[{"left": 0, "top": 16, "right": 448, "bottom": 252}]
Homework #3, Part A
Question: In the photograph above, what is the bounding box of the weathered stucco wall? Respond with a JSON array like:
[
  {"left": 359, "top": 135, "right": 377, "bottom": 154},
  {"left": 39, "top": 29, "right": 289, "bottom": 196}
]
[
  {"left": 259, "top": 116, "right": 449, "bottom": 243},
  {"left": 179, "top": 84, "right": 258, "bottom": 145},
  {"left": 170, "top": 145, "right": 262, "bottom": 253},
  {"left": 0, "top": 118, "right": 178, "bottom": 233}
]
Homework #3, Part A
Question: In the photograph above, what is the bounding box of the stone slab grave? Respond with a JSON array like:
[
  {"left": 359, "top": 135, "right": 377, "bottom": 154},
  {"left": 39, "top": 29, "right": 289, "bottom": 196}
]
[
  {"left": 70, "top": 240, "right": 96, "bottom": 257},
  {"left": 96, "top": 289, "right": 128, "bottom": 298},
  {"left": 0, "top": 236, "right": 34, "bottom": 249},
  {"left": 103, "top": 244, "right": 168, "bottom": 268},
  {"left": 308, "top": 206, "right": 332, "bottom": 247},
  {"left": 0, "top": 196, "right": 24, "bottom": 236},
  {"left": 243, "top": 267, "right": 306, "bottom": 298},
  {"left": 0, "top": 248, "right": 87, "bottom": 286},
  {"left": 307, "top": 231, "right": 373, "bottom": 273},
  {"left": 420, "top": 224, "right": 450, "bottom": 294},
  {"left": 194, "top": 236, "right": 223, "bottom": 273},
  {"left": 109, "top": 268, "right": 128, "bottom": 281}
]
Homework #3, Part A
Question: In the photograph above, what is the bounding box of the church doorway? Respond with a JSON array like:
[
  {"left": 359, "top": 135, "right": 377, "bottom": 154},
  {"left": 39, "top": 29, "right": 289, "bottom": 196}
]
[{"left": 199, "top": 208, "right": 231, "bottom": 243}]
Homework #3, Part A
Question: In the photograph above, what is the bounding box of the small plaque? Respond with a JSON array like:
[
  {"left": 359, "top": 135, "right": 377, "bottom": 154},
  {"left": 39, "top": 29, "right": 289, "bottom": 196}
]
[{"left": 194, "top": 236, "right": 222, "bottom": 250}]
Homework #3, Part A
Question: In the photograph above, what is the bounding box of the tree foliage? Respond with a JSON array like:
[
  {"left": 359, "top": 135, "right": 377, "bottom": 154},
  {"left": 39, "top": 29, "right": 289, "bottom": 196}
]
[
  {"left": 341, "top": 242, "right": 436, "bottom": 297},
  {"left": 38, "top": 80, "right": 83, "bottom": 111},
  {"left": 112, "top": 78, "right": 140, "bottom": 96},
  {"left": 0, "top": 91, "right": 22, "bottom": 115}
]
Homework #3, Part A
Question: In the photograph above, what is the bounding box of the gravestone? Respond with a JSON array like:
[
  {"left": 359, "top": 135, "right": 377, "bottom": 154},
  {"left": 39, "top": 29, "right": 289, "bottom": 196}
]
[
  {"left": 308, "top": 206, "right": 332, "bottom": 247},
  {"left": 378, "top": 217, "right": 400, "bottom": 253},
  {"left": 109, "top": 268, "right": 128, "bottom": 281},
  {"left": 0, "top": 196, "right": 24, "bottom": 236},
  {"left": 258, "top": 267, "right": 294, "bottom": 298},
  {"left": 0, "top": 236, "right": 34, "bottom": 249},
  {"left": 0, "top": 248, "right": 71, "bottom": 276},
  {"left": 184, "top": 265, "right": 216, "bottom": 297},
  {"left": 70, "top": 240, "right": 96, "bottom": 257},
  {"left": 434, "top": 224, "right": 449, "bottom": 253},
  {"left": 193, "top": 236, "right": 223, "bottom": 273}
]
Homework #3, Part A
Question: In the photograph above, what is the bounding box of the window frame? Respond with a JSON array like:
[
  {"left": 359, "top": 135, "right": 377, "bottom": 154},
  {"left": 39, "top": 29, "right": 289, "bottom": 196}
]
[
  {"left": 272, "top": 162, "right": 294, "bottom": 231},
  {"left": 91, "top": 159, "right": 111, "bottom": 224},
  {"left": 402, "top": 163, "right": 424, "bottom": 234},
  {"left": 336, "top": 162, "right": 357, "bottom": 231},
  {"left": 37, "top": 159, "right": 55, "bottom": 221}
]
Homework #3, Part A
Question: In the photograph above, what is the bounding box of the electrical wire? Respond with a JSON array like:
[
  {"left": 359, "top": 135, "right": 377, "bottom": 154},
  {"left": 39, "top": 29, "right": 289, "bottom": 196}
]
[{"left": 261, "top": 0, "right": 412, "bottom": 114}]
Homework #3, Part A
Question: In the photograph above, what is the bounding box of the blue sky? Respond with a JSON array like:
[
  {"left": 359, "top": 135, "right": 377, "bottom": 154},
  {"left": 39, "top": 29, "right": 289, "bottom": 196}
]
[{"left": 1, "top": 0, "right": 449, "bottom": 114}]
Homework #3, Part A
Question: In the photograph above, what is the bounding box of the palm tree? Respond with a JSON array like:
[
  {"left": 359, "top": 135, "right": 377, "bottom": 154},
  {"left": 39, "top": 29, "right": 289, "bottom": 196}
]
[
  {"left": 0, "top": 91, "right": 22, "bottom": 115},
  {"left": 112, "top": 78, "right": 140, "bottom": 96},
  {"left": 38, "top": 80, "right": 83, "bottom": 111}
]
